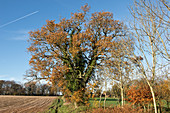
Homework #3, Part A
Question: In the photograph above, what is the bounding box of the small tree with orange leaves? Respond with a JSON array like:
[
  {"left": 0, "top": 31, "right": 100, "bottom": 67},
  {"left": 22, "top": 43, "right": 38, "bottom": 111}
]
[
  {"left": 27, "top": 4, "right": 125, "bottom": 106},
  {"left": 126, "top": 80, "right": 154, "bottom": 111}
]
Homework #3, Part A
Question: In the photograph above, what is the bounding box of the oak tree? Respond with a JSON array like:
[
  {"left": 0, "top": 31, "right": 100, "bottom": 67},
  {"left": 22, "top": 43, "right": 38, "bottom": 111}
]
[{"left": 27, "top": 5, "right": 124, "bottom": 105}]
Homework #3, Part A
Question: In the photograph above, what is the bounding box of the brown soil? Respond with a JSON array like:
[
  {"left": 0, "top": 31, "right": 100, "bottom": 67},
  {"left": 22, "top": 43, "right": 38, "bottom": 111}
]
[{"left": 0, "top": 95, "right": 57, "bottom": 113}]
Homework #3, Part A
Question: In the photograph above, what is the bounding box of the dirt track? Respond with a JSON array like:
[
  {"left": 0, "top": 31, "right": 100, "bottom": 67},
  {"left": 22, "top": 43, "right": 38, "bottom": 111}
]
[{"left": 0, "top": 95, "right": 57, "bottom": 113}]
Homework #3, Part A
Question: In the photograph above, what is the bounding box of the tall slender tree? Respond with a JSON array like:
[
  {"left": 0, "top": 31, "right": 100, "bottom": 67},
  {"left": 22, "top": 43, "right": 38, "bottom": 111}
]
[{"left": 129, "top": 0, "right": 170, "bottom": 112}]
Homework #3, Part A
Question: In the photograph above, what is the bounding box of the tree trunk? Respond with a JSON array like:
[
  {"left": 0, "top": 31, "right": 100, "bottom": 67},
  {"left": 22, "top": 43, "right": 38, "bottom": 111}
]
[
  {"left": 158, "top": 103, "right": 162, "bottom": 113},
  {"left": 99, "top": 92, "right": 102, "bottom": 108},
  {"left": 144, "top": 105, "right": 146, "bottom": 112},
  {"left": 147, "top": 82, "right": 157, "bottom": 113},
  {"left": 74, "top": 101, "right": 78, "bottom": 108},
  {"left": 104, "top": 92, "right": 106, "bottom": 110},
  {"left": 120, "top": 79, "right": 124, "bottom": 107},
  {"left": 120, "top": 87, "right": 124, "bottom": 106},
  {"left": 141, "top": 68, "right": 157, "bottom": 113}
]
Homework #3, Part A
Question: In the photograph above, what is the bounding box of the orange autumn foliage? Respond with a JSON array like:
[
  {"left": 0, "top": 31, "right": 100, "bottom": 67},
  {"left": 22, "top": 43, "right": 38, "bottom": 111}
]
[
  {"left": 27, "top": 4, "right": 126, "bottom": 106},
  {"left": 126, "top": 81, "right": 153, "bottom": 106}
]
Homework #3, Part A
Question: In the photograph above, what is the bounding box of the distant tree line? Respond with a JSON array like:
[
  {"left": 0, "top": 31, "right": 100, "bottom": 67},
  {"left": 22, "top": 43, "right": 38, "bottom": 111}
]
[{"left": 0, "top": 80, "right": 61, "bottom": 96}]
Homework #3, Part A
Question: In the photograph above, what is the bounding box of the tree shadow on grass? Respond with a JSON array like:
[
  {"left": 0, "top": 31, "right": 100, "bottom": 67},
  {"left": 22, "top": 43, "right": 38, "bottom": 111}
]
[{"left": 89, "top": 98, "right": 119, "bottom": 101}]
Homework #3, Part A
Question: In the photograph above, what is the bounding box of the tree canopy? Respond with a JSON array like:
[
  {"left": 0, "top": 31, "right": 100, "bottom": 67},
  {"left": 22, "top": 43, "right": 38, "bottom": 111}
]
[{"left": 27, "top": 4, "right": 126, "bottom": 104}]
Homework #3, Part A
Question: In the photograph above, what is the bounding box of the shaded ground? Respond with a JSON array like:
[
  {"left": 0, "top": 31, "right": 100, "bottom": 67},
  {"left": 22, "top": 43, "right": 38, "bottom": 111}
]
[{"left": 0, "top": 95, "right": 57, "bottom": 113}]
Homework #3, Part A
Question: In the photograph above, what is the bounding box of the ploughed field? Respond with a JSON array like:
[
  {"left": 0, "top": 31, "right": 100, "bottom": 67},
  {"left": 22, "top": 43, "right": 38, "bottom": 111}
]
[{"left": 0, "top": 95, "right": 57, "bottom": 113}]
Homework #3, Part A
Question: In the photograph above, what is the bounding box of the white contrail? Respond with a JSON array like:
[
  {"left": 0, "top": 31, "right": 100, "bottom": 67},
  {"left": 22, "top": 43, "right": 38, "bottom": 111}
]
[{"left": 0, "top": 11, "right": 39, "bottom": 28}]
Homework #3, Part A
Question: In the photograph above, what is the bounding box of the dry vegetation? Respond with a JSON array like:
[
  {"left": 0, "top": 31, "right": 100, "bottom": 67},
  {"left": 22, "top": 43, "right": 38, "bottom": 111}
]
[{"left": 0, "top": 95, "right": 57, "bottom": 113}]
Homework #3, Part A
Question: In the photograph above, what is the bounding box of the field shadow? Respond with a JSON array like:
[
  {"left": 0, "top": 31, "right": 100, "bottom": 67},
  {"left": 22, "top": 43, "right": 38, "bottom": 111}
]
[{"left": 89, "top": 98, "right": 119, "bottom": 101}]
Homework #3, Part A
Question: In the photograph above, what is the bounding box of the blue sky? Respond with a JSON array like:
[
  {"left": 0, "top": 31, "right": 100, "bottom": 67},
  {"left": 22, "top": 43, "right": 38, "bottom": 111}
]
[{"left": 0, "top": 0, "right": 133, "bottom": 82}]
